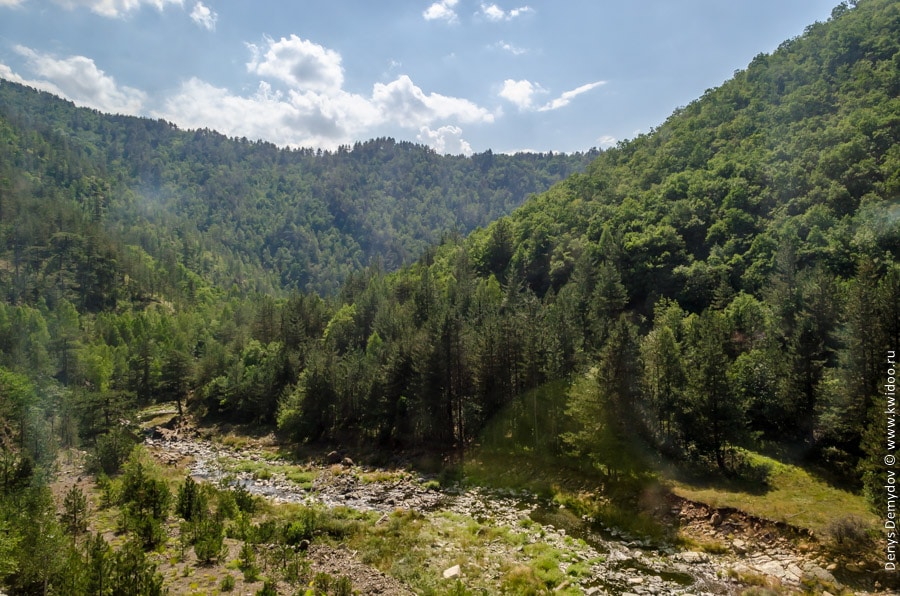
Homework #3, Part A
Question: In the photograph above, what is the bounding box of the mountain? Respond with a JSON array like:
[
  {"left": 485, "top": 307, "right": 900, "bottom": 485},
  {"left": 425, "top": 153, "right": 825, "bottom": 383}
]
[
  {"left": 271, "top": 0, "right": 899, "bottom": 492},
  {"left": 483, "top": 0, "right": 898, "bottom": 309},
  {"left": 0, "top": 82, "right": 595, "bottom": 296},
  {"left": 1, "top": 1, "right": 899, "bottom": 593}
]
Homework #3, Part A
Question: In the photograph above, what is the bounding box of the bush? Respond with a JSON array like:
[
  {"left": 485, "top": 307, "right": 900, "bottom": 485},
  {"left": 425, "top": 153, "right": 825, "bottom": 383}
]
[
  {"left": 282, "top": 507, "right": 318, "bottom": 545},
  {"left": 176, "top": 476, "right": 206, "bottom": 522},
  {"left": 823, "top": 515, "right": 874, "bottom": 555},
  {"left": 87, "top": 429, "right": 135, "bottom": 476},
  {"left": 333, "top": 575, "right": 353, "bottom": 596},
  {"left": 118, "top": 450, "right": 171, "bottom": 549},
  {"left": 192, "top": 517, "right": 225, "bottom": 563},
  {"left": 233, "top": 484, "right": 257, "bottom": 514},
  {"left": 219, "top": 573, "right": 236, "bottom": 592}
]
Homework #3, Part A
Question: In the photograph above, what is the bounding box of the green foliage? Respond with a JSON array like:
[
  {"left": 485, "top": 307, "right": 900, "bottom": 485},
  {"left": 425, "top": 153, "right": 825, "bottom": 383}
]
[
  {"left": 283, "top": 506, "right": 319, "bottom": 545},
  {"left": 175, "top": 475, "right": 205, "bottom": 522},
  {"left": 220, "top": 573, "right": 236, "bottom": 592},
  {"left": 118, "top": 448, "right": 171, "bottom": 549},
  {"left": 87, "top": 427, "right": 137, "bottom": 475},
  {"left": 191, "top": 516, "right": 226, "bottom": 563},
  {"left": 110, "top": 540, "right": 165, "bottom": 595},
  {"left": 61, "top": 485, "right": 89, "bottom": 536}
]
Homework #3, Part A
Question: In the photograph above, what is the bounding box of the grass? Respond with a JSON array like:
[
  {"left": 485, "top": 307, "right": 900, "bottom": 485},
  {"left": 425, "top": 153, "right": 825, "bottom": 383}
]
[{"left": 667, "top": 449, "right": 877, "bottom": 535}]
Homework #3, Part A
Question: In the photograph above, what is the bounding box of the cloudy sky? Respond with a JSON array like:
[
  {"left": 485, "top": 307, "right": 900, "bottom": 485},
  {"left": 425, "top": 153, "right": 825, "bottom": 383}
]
[{"left": 0, "top": 0, "right": 838, "bottom": 155}]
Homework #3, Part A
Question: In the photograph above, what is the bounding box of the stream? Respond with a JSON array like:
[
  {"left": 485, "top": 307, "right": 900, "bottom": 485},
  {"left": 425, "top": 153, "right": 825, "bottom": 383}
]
[{"left": 145, "top": 433, "right": 844, "bottom": 595}]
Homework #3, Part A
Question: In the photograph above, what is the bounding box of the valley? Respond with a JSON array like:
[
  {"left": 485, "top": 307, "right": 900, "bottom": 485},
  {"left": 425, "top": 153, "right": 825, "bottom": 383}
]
[{"left": 1, "top": 0, "right": 898, "bottom": 593}]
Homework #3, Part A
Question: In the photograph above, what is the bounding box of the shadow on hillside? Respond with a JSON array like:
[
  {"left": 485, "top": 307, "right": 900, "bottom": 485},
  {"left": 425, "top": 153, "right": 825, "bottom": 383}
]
[
  {"left": 667, "top": 453, "right": 773, "bottom": 496},
  {"left": 755, "top": 440, "right": 862, "bottom": 494}
]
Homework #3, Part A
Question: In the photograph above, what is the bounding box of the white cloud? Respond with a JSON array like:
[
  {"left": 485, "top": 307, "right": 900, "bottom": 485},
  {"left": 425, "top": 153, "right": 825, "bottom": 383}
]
[
  {"left": 247, "top": 35, "right": 344, "bottom": 93},
  {"left": 373, "top": 75, "right": 494, "bottom": 127},
  {"left": 155, "top": 40, "right": 493, "bottom": 153},
  {"left": 51, "top": 0, "right": 183, "bottom": 18},
  {"left": 423, "top": 0, "right": 458, "bottom": 23},
  {"left": 597, "top": 135, "right": 617, "bottom": 149},
  {"left": 11, "top": 46, "right": 145, "bottom": 114},
  {"left": 480, "top": 3, "right": 532, "bottom": 21},
  {"left": 499, "top": 78, "right": 540, "bottom": 110},
  {"left": 157, "top": 79, "right": 381, "bottom": 148},
  {"left": 0, "top": 0, "right": 27, "bottom": 7},
  {"left": 537, "top": 80, "right": 605, "bottom": 111},
  {"left": 190, "top": 1, "right": 216, "bottom": 30},
  {"left": 500, "top": 78, "right": 604, "bottom": 112},
  {"left": 417, "top": 125, "right": 472, "bottom": 155},
  {"left": 493, "top": 41, "right": 527, "bottom": 55}
]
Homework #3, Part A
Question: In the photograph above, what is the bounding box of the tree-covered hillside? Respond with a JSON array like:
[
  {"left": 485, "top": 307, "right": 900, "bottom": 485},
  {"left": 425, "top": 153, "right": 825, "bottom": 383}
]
[
  {"left": 0, "top": 83, "right": 595, "bottom": 295},
  {"left": 0, "top": 0, "right": 898, "bottom": 591}
]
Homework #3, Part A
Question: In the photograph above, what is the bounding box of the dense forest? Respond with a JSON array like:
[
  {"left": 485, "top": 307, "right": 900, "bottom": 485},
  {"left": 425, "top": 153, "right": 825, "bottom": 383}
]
[
  {"left": 0, "top": 85, "right": 595, "bottom": 296},
  {"left": 0, "top": 0, "right": 898, "bottom": 592}
]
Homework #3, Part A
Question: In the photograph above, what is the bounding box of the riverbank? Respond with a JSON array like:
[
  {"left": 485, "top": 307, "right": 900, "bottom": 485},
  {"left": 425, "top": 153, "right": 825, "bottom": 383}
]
[{"left": 131, "top": 417, "right": 889, "bottom": 595}]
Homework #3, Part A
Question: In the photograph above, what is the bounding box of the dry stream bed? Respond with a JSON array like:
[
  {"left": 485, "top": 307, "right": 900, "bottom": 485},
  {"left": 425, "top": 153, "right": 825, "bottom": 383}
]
[{"left": 145, "top": 429, "right": 869, "bottom": 595}]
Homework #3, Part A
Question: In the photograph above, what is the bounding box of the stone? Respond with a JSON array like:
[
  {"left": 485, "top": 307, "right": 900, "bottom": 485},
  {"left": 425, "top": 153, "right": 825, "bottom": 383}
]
[
  {"left": 676, "top": 551, "right": 708, "bottom": 564},
  {"left": 443, "top": 564, "right": 461, "bottom": 579},
  {"left": 732, "top": 539, "right": 747, "bottom": 554},
  {"left": 710, "top": 512, "right": 723, "bottom": 527},
  {"left": 803, "top": 565, "right": 837, "bottom": 585},
  {"left": 786, "top": 563, "right": 804, "bottom": 581},
  {"left": 326, "top": 450, "right": 341, "bottom": 464},
  {"left": 341, "top": 456, "right": 354, "bottom": 467},
  {"left": 756, "top": 560, "right": 788, "bottom": 580}
]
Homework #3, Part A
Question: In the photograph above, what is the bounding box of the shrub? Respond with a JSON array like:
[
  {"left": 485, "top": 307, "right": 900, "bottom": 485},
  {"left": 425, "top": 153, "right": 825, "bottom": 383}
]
[
  {"left": 192, "top": 517, "right": 225, "bottom": 563},
  {"left": 283, "top": 507, "right": 318, "bottom": 545},
  {"left": 118, "top": 450, "right": 171, "bottom": 549},
  {"left": 176, "top": 476, "right": 206, "bottom": 522},
  {"left": 219, "top": 573, "right": 236, "bottom": 592},
  {"left": 87, "top": 429, "right": 135, "bottom": 476},
  {"left": 823, "top": 515, "right": 874, "bottom": 555},
  {"left": 233, "top": 484, "right": 257, "bottom": 514}
]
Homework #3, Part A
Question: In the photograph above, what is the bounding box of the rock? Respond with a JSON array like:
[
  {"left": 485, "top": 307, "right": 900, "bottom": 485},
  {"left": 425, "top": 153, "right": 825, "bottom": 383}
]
[
  {"left": 825, "top": 563, "right": 838, "bottom": 572},
  {"left": 710, "top": 512, "right": 723, "bottom": 527},
  {"left": 341, "top": 457, "right": 354, "bottom": 467},
  {"left": 626, "top": 577, "right": 644, "bottom": 585},
  {"left": 326, "top": 450, "right": 341, "bottom": 464},
  {"left": 786, "top": 563, "right": 804, "bottom": 581},
  {"left": 676, "top": 551, "right": 708, "bottom": 564},
  {"left": 442, "top": 564, "right": 461, "bottom": 579},
  {"left": 803, "top": 565, "right": 837, "bottom": 585},
  {"left": 732, "top": 539, "right": 747, "bottom": 554},
  {"left": 756, "top": 560, "right": 785, "bottom": 578}
]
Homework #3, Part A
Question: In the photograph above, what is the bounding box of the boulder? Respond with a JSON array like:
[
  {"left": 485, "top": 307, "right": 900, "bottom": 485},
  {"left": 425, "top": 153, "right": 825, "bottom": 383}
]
[{"left": 443, "top": 564, "right": 461, "bottom": 579}]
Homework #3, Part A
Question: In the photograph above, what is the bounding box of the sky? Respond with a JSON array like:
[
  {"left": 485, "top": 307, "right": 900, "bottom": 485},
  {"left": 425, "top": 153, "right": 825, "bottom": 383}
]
[{"left": 0, "top": 0, "right": 840, "bottom": 155}]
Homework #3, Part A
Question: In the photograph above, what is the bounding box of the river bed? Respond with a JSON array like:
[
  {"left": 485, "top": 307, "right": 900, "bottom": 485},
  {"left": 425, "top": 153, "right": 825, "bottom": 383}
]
[{"left": 145, "top": 433, "right": 850, "bottom": 595}]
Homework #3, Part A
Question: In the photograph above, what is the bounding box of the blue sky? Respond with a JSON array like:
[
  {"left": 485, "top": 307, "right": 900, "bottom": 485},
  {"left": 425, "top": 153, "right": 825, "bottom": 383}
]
[{"left": 0, "top": 0, "right": 839, "bottom": 154}]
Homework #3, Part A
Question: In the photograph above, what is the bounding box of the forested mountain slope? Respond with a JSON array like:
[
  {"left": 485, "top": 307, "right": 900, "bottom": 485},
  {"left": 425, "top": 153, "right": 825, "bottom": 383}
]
[
  {"left": 271, "top": 0, "right": 899, "bottom": 498},
  {"left": 0, "top": 1, "right": 899, "bottom": 592},
  {"left": 0, "top": 82, "right": 595, "bottom": 295},
  {"left": 488, "top": 0, "right": 899, "bottom": 309}
]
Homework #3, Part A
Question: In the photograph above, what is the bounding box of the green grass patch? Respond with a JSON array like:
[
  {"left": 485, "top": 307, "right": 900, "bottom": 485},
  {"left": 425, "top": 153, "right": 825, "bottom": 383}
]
[{"left": 668, "top": 450, "right": 877, "bottom": 535}]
